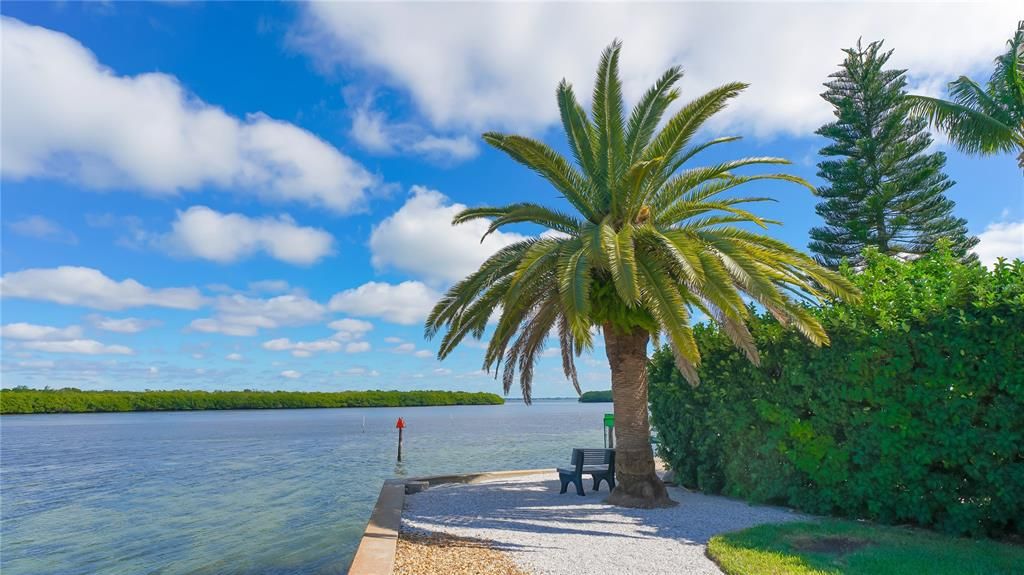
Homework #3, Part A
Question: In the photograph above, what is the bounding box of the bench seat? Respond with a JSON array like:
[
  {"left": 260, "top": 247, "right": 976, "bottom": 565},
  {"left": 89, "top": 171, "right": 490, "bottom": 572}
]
[{"left": 558, "top": 448, "right": 615, "bottom": 496}]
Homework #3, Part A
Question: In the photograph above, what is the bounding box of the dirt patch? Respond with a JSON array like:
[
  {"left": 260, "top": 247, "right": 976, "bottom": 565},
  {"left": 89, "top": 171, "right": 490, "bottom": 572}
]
[
  {"left": 394, "top": 530, "right": 528, "bottom": 575},
  {"left": 790, "top": 535, "right": 872, "bottom": 555}
]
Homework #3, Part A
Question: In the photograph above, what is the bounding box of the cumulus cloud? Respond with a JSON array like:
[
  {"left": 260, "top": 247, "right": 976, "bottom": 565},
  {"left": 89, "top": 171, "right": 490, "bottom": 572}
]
[
  {"left": 87, "top": 315, "right": 160, "bottom": 333},
  {"left": 974, "top": 220, "right": 1024, "bottom": 266},
  {"left": 189, "top": 293, "right": 325, "bottom": 336},
  {"left": 328, "top": 281, "right": 439, "bottom": 325},
  {"left": 297, "top": 3, "right": 1015, "bottom": 137},
  {"left": 263, "top": 338, "right": 342, "bottom": 357},
  {"left": 2, "top": 17, "right": 377, "bottom": 213},
  {"left": 342, "top": 367, "right": 379, "bottom": 376},
  {"left": 22, "top": 339, "right": 134, "bottom": 355},
  {"left": 262, "top": 317, "right": 374, "bottom": 357},
  {"left": 280, "top": 370, "right": 302, "bottom": 379},
  {"left": 327, "top": 318, "right": 374, "bottom": 340},
  {"left": 370, "top": 186, "right": 526, "bottom": 284},
  {"left": 350, "top": 102, "right": 478, "bottom": 162},
  {"left": 159, "top": 206, "right": 335, "bottom": 265},
  {"left": 225, "top": 353, "right": 244, "bottom": 361},
  {"left": 0, "top": 323, "right": 83, "bottom": 340},
  {"left": 345, "top": 341, "right": 371, "bottom": 353},
  {"left": 0, "top": 266, "right": 205, "bottom": 310},
  {"left": 6, "top": 215, "right": 77, "bottom": 244},
  {"left": 248, "top": 280, "right": 291, "bottom": 294}
]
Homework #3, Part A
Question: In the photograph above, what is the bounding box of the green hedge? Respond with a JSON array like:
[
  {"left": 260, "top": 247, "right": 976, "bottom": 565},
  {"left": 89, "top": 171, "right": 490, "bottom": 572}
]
[
  {"left": 649, "top": 248, "right": 1024, "bottom": 537},
  {"left": 0, "top": 389, "right": 504, "bottom": 414}
]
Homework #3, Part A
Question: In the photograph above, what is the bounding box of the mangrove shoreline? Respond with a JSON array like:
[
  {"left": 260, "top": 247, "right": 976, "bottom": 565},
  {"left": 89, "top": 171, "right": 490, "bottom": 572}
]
[{"left": 0, "top": 388, "right": 504, "bottom": 414}]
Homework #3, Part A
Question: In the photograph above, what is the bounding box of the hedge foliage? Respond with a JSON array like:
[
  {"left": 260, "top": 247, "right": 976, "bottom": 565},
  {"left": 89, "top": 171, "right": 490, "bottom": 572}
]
[
  {"left": 0, "top": 388, "right": 504, "bottom": 414},
  {"left": 649, "top": 248, "right": 1023, "bottom": 537}
]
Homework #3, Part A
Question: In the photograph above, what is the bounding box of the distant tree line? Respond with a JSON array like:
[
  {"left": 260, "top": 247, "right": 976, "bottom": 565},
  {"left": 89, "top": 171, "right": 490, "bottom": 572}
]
[
  {"left": 578, "top": 390, "right": 613, "bottom": 403},
  {"left": 0, "top": 388, "right": 504, "bottom": 414}
]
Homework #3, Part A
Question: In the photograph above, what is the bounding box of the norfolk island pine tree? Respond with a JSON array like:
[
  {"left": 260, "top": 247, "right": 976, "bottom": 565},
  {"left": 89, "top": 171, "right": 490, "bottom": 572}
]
[
  {"left": 425, "top": 41, "right": 859, "bottom": 508},
  {"left": 809, "top": 40, "right": 978, "bottom": 269}
]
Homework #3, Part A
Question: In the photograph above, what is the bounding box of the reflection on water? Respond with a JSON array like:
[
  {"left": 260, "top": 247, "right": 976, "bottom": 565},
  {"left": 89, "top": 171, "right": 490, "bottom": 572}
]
[{"left": 0, "top": 401, "right": 608, "bottom": 574}]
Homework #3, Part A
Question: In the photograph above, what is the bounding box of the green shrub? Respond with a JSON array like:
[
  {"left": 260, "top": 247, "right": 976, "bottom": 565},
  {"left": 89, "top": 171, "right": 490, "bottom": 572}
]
[{"left": 649, "top": 247, "right": 1024, "bottom": 537}]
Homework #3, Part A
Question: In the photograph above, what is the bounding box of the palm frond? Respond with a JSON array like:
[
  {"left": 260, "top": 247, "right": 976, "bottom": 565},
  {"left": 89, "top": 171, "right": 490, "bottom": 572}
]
[
  {"left": 625, "top": 66, "right": 682, "bottom": 163},
  {"left": 592, "top": 40, "right": 627, "bottom": 204},
  {"left": 483, "top": 133, "right": 601, "bottom": 221},
  {"left": 453, "top": 203, "right": 582, "bottom": 240}
]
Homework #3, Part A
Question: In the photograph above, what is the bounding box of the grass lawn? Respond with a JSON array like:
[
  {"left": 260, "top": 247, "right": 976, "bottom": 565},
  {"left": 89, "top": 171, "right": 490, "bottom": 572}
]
[{"left": 707, "top": 519, "right": 1024, "bottom": 575}]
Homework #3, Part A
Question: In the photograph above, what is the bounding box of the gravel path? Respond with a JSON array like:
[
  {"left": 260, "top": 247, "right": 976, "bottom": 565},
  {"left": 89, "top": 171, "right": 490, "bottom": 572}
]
[{"left": 401, "top": 472, "right": 807, "bottom": 575}]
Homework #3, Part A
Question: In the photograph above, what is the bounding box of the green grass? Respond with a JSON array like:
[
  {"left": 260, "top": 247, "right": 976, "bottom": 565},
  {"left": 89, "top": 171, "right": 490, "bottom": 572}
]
[{"left": 707, "top": 520, "right": 1024, "bottom": 575}]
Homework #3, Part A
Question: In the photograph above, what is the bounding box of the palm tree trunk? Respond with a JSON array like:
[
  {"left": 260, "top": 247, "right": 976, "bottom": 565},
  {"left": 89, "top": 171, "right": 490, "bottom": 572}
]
[{"left": 603, "top": 324, "right": 676, "bottom": 508}]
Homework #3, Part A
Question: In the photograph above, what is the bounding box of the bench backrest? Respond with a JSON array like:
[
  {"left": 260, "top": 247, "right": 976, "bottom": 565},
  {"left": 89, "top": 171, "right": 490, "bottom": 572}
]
[{"left": 571, "top": 448, "right": 614, "bottom": 469}]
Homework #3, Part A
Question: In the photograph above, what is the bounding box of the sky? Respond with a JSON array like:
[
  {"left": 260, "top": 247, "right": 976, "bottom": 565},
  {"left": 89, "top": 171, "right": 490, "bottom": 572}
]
[{"left": 1, "top": 2, "right": 1021, "bottom": 397}]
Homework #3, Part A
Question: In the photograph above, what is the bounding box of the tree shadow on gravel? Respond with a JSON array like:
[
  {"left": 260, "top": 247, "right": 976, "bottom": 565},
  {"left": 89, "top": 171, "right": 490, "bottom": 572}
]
[{"left": 403, "top": 476, "right": 805, "bottom": 552}]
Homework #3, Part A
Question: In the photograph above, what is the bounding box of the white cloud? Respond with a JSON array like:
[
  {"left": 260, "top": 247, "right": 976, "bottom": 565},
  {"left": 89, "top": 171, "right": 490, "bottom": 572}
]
[
  {"left": 6, "top": 215, "right": 77, "bottom": 244},
  {"left": 414, "top": 350, "right": 433, "bottom": 359},
  {"left": 408, "top": 135, "right": 477, "bottom": 162},
  {"left": 22, "top": 339, "right": 134, "bottom": 355},
  {"left": 327, "top": 318, "right": 374, "bottom": 340},
  {"left": 328, "top": 281, "right": 439, "bottom": 325},
  {"left": 189, "top": 293, "right": 325, "bottom": 336},
  {"left": 345, "top": 341, "right": 371, "bottom": 353},
  {"left": 248, "top": 280, "right": 291, "bottom": 294},
  {"left": 297, "top": 3, "right": 1015, "bottom": 137},
  {"left": 261, "top": 318, "right": 373, "bottom": 357},
  {"left": 225, "top": 353, "right": 244, "bottom": 361},
  {"left": 0, "top": 323, "right": 83, "bottom": 340},
  {"left": 263, "top": 337, "right": 342, "bottom": 357},
  {"left": 341, "top": 367, "right": 379, "bottom": 377},
  {"left": 160, "top": 206, "right": 334, "bottom": 265},
  {"left": 281, "top": 370, "right": 302, "bottom": 379},
  {"left": 2, "top": 17, "right": 377, "bottom": 213},
  {"left": 974, "top": 221, "right": 1024, "bottom": 266},
  {"left": 0, "top": 266, "right": 205, "bottom": 310},
  {"left": 370, "top": 186, "right": 526, "bottom": 284},
  {"left": 350, "top": 102, "right": 478, "bottom": 162},
  {"left": 393, "top": 343, "right": 416, "bottom": 353},
  {"left": 87, "top": 315, "right": 160, "bottom": 333}
]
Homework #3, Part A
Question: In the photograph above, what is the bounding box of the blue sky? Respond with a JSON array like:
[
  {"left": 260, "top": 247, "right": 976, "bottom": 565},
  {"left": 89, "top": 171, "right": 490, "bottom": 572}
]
[{"left": 1, "top": 2, "right": 1021, "bottom": 397}]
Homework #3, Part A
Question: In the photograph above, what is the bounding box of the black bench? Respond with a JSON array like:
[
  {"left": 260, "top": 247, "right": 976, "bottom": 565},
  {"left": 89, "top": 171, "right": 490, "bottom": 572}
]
[{"left": 558, "top": 448, "right": 615, "bottom": 496}]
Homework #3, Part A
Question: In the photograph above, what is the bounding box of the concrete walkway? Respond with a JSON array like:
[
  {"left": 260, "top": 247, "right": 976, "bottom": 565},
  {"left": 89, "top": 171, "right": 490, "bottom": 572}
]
[{"left": 401, "top": 472, "right": 806, "bottom": 575}]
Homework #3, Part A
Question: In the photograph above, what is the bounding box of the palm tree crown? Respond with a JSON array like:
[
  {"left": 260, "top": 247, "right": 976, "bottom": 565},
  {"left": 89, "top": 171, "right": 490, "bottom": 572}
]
[
  {"left": 908, "top": 21, "right": 1024, "bottom": 169},
  {"left": 426, "top": 41, "right": 858, "bottom": 401}
]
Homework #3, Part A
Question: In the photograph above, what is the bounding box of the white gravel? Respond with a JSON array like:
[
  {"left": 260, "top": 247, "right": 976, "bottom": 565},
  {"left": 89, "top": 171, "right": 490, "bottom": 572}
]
[{"left": 401, "top": 472, "right": 807, "bottom": 575}]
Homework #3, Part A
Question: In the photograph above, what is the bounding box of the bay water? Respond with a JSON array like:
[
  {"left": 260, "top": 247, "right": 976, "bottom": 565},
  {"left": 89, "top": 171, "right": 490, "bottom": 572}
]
[{"left": 0, "top": 400, "right": 610, "bottom": 574}]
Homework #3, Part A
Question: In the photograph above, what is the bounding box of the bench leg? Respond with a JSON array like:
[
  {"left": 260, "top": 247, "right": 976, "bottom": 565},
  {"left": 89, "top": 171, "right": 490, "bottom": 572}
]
[
  {"left": 573, "top": 477, "right": 585, "bottom": 496},
  {"left": 559, "top": 477, "right": 569, "bottom": 494},
  {"left": 593, "top": 474, "right": 613, "bottom": 492}
]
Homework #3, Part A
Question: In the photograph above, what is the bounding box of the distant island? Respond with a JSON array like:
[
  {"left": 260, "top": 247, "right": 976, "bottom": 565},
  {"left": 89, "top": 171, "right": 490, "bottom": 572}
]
[
  {"left": 578, "top": 390, "right": 613, "bottom": 403},
  {"left": 0, "top": 388, "right": 504, "bottom": 414}
]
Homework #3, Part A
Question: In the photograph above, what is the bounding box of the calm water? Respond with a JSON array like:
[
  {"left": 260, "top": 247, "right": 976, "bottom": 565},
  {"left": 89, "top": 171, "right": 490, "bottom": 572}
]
[{"left": 0, "top": 401, "right": 610, "bottom": 574}]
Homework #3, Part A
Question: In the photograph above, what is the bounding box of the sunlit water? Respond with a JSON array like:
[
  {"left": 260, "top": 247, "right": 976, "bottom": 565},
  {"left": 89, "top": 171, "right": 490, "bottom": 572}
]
[{"left": 0, "top": 401, "right": 610, "bottom": 574}]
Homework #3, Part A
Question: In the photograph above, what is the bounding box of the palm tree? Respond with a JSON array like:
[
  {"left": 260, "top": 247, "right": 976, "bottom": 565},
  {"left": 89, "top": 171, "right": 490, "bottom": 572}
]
[
  {"left": 908, "top": 21, "right": 1024, "bottom": 170},
  {"left": 426, "top": 41, "right": 859, "bottom": 508}
]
